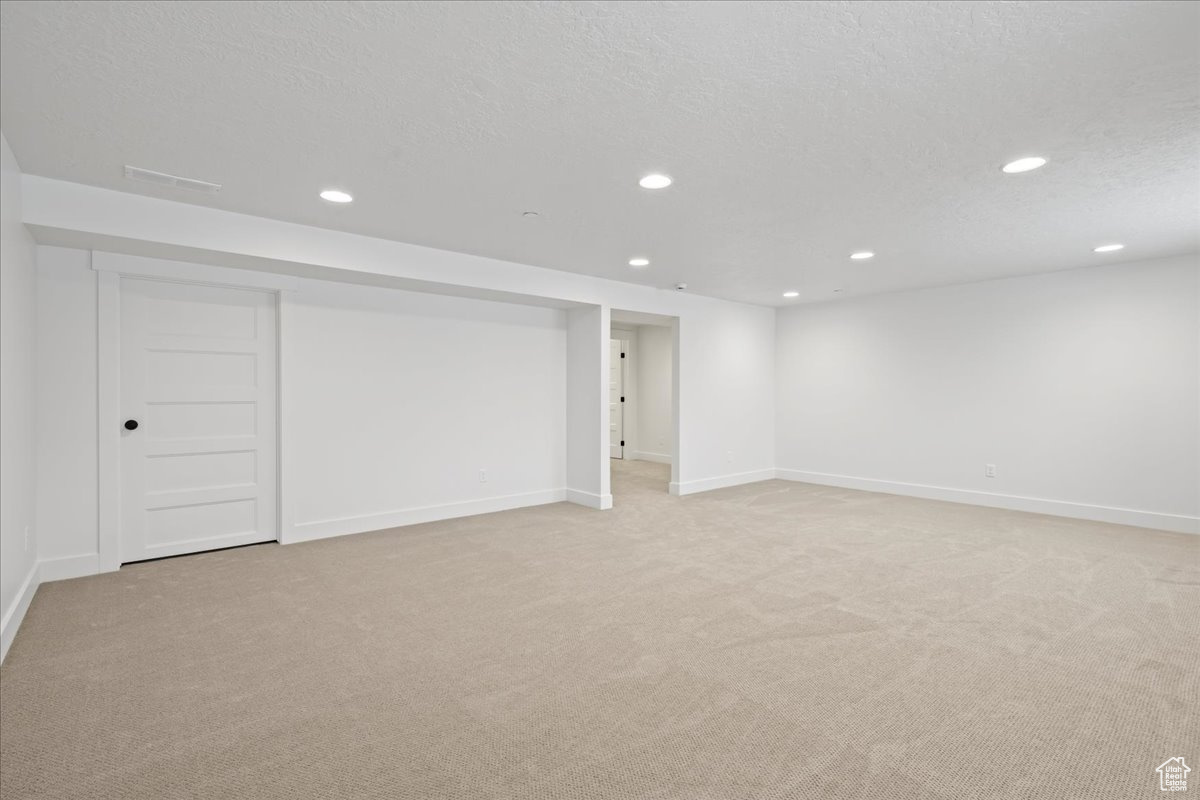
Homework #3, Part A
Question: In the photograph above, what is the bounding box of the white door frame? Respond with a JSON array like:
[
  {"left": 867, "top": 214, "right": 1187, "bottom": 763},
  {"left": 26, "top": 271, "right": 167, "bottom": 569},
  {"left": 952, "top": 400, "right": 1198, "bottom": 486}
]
[
  {"left": 609, "top": 338, "right": 625, "bottom": 459},
  {"left": 610, "top": 327, "right": 637, "bottom": 458},
  {"left": 95, "top": 254, "right": 289, "bottom": 571}
]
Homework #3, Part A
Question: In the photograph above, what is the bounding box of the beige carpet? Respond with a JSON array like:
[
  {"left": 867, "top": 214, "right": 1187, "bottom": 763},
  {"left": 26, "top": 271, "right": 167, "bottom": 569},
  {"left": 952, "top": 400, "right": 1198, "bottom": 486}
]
[{"left": 1, "top": 460, "right": 1197, "bottom": 799}]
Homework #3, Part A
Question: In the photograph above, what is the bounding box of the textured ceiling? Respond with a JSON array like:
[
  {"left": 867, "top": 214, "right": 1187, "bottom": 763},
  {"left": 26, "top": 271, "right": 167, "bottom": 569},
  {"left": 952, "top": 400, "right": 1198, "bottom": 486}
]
[{"left": 2, "top": 1, "right": 1197, "bottom": 305}]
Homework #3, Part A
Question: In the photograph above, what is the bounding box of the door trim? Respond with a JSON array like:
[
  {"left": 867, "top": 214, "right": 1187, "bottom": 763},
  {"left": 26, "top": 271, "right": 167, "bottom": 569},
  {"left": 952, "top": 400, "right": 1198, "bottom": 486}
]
[
  {"left": 97, "top": 270, "right": 121, "bottom": 572},
  {"left": 609, "top": 329, "right": 637, "bottom": 458},
  {"left": 609, "top": 337, "right": 625, "bottom": 459},
  {"left": 96, "top": 268, "right": 283, "bottom": 571}
]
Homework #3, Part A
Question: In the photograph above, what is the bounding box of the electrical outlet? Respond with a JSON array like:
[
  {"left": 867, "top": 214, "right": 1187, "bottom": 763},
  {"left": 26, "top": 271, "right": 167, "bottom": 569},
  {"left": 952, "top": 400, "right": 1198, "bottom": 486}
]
[
  {"left": 479, "top": 469, "right": 488, "bottom": 483},
  {"left": 985, "top": 464, "right": 997, "bottom": 478}
]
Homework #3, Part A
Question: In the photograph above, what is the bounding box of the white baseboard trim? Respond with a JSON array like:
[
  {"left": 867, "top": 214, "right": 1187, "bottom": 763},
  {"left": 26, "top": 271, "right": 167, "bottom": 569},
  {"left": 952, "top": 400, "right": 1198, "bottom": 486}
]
[
  {"left": 566, "top": 489, "right": 613, "bottom": 510},
  {"left": 285, "top": 489, "right": 568, "bottom": 544},
  {"left": 631, "top": 451, "right": 671, "bottom": 465},
  {"left": 775, "top": 469, "right": 1199, "bottom": 535},
  {"left": 670, "top": 468, "right": 777, "bottom": 497},
  {"left": 39, "top": 553, "right": 101, "bottom": 583},
  {"left": 1, "top": 562, "right": 40, "bottom": 663}
]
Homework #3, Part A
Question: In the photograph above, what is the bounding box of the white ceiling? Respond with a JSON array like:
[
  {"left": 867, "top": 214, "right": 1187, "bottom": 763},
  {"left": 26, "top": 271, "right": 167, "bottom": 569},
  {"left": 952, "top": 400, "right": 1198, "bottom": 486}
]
[{"left": 2, "top": 1, "right": 1197, "bottom": 306}]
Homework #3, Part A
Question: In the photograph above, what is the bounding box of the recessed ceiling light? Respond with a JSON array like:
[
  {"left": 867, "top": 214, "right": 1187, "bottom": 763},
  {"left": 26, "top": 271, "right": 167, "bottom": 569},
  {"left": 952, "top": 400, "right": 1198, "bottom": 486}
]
[
  {"left": 319, "top": 189, "right": 353, "bottom": 203},
  {"left": 850, "top": 251, "right": 874, "bottom": 260},
  {"left": 638, "top": 173, "right": 672, "bottom": 189},
  {"left": 1001, "top": 156, "right": 1047, "bottom": 174},
  {"left": 628, "top": 257, "right": 650, "bottom": 268},
  {"left": 782, "top": 291, "right": 799, "bottom": 298},
  {"left": 1093, "top": 243, "right": 1125, "bottom": 253}
]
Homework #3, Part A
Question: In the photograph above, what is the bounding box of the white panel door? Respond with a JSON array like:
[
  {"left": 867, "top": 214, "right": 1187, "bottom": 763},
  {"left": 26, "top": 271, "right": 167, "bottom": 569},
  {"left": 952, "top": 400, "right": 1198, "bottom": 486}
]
[
  {"left": 609, "top": 339, "right": 624, "bottom": 459},
  {"left": 120, "top": 279, "right": 277, "bottom": 563}
]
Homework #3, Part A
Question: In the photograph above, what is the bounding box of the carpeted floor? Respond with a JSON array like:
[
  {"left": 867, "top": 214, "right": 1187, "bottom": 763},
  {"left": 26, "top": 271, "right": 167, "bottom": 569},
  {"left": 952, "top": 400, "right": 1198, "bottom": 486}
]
[{"left": 1, "top": 459, "right": 1197, "bottom": 799}]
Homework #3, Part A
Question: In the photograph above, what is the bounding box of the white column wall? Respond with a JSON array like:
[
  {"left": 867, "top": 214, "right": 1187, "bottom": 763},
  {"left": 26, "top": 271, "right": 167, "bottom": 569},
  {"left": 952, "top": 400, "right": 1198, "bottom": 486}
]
[
  {"left": 566, "top": 306, "right": 611, "bottom": 509},
  {"left": 0, "top": 135, "right": 40, "bottom": 660}
]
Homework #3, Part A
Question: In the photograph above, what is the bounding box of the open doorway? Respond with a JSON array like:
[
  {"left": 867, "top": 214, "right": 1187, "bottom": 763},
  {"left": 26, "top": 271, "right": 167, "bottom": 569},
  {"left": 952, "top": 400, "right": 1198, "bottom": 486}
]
[{"left": 609, "top": 309, "right": 677, "bottom": 500}]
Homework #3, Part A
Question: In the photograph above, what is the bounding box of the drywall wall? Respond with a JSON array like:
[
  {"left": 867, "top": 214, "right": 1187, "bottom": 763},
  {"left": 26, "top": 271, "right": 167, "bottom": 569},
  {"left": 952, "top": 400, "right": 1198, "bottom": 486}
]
[
  {"left": 31, "top": 242, "right": 774, "bottom": 579},
  {"left": 776, "top": 255, "right": 1200, "bottom": 533},
  {"left": 284, "top": 280, "right": 567, "bottom": 541},
  {"left": 0, "top": 134, "right": 39, "bottom": 660},
  {"left": 674, "top": 303, "right": 774, "bottom": 494},
  {"left": 566, "top": 306, "right": 610, "bottom": 508},
  {"left": 33, "top": 249, "right": 571, "bottom": 562},
  {"left": 635, "top": 324, "right": 673, "bottom": 463},
  {"left": 22, "top": 175, "right": 778, "bottom": 496},
  {"left": 35, "top": 248, "right": 98, "bottom": 579}
]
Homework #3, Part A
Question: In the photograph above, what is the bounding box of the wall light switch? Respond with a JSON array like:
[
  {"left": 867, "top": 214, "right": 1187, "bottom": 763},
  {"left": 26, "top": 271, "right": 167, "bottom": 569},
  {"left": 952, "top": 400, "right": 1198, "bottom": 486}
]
[{"left": 985, "top": 464, "right": 997, "bottom": 478}]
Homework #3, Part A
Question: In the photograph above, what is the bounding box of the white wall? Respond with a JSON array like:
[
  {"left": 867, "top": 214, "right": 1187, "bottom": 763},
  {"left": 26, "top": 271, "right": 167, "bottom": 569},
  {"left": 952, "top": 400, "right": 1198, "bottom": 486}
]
[
  {"left": 285, "top": 281, "right": 567, "bottom": 541},
  {"left": 31, "top": 239, "right": 776, "bottom": 579},
  {"left": 635, "top": 324, "right": 673, "bottom": 463},
  {"left": 674, "top": 305, "right": 775, "bottom": 494},
  {"left": 34, "top": 249, "right": 572, "bottom": 561},
  {"left": 776, "top": 255, "right": 1200, "bottom": 533},
  {"left": 35, "top": 248, "right": 97, "bottom": 577},
  {"left": 0, "top": 134, "right": 39, "bottom": 659},
  {"left": 21, "top": 176, "right": 773, "bottom": 588},
  {"left": 566, "top": 306, "right": 610, "bottom": 508},
  {"left": 23, "top": 175, "right": 778, "bottom": 496},
  {"left": 14, "top": 178, "right": 1195, "bottom": 626}
]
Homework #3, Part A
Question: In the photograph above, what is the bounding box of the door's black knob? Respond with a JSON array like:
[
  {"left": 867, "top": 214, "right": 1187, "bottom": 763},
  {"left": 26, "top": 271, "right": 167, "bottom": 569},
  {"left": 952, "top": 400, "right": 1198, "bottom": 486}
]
[{"left": 124, "top": 419, "right": 139, "bottom": 431}]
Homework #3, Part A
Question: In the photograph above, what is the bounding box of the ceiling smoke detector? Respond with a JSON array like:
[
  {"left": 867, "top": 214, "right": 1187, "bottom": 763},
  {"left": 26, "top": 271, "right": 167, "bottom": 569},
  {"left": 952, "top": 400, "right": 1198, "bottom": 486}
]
[{"left": 124, "top": 165, "right": 221, "bottom": 194}]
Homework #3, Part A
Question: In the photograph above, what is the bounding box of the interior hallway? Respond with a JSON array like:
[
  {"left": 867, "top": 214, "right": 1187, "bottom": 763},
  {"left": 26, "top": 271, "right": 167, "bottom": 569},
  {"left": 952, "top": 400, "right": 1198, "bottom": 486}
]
[{"left": 610, "top": 456, "right": 672, "bottom": 498}]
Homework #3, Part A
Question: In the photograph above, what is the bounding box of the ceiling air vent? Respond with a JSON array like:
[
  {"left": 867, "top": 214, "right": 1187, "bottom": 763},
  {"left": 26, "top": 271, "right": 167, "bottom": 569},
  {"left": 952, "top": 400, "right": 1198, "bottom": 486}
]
[{"left": 123, "top": 165, "right": 222, "bottom": 194}]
